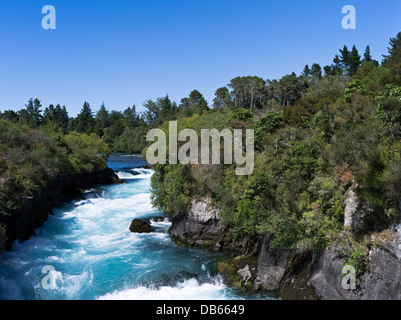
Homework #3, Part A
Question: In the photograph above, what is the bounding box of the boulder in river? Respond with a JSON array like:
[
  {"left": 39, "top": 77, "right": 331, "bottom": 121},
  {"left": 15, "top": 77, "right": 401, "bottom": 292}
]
[{"left": 129, "top": 219, "right": 152, "bottom": 233}]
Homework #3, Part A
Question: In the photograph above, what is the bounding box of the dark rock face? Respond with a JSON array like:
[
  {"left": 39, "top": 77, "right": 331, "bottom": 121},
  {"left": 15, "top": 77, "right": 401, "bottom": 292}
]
[
  {"left": 307, "top": 244, "right": 353, "bottom": 300},
  {"left": 169, "top": 197, "right": 233, "bottom": 250},
  {"left": 358, "top": 244, "right": 401, "bottom": 300},
  {"left": 0, "top": 168, "right": 122, "bottom": 252},
  {"left": 282, "top": 239, "right": 401, "bottom": 300},
  {"left": 129, "top": 219, "right": 152, "bottom": 233},
  {"left": 254, "top": 237, "right": 288, "bottom": 292},
  {"left": 169, "top": 195, "right": 401, "bottom": 300}
]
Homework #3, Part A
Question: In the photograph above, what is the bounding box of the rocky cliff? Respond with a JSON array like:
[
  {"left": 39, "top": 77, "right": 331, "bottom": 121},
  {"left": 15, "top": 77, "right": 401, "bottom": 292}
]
[
  {"left": 169, "top": 196, "right": 254, "bottom": 252},
  {"left": 169, "top": 195, "right": 401, "bottom": 300},
  {"left": 0, "top": 168, "right": 121, "bottom": 252}
]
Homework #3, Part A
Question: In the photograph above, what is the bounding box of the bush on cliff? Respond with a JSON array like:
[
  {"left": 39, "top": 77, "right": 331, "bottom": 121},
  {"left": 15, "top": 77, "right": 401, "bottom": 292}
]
[
  {"left": 149, "top": 33, "right": 401, "bottom": 254},
  {"left": 0, "top": 120, "right": 110, "bottom": 217}
]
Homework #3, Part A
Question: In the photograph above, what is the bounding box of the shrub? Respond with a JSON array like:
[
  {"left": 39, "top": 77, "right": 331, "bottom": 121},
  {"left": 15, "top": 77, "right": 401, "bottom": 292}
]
[{"left": 64, "top": 132, "right": 110, "bottom": 173}]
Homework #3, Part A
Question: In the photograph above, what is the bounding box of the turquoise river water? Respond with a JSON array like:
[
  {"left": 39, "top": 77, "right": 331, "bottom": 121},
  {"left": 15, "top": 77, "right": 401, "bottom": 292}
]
[{"left": 0, "top": 154, "right": 269, "bottom": 300}]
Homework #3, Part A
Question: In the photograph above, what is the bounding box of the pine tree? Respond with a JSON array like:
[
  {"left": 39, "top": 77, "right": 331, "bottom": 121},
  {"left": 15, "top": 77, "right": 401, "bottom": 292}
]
[
  {"left": 59, "top": 106, "right": 69, "bottom": 133},
  {"left": 339, "top": 46, "right": 351, "bottom": 72},
  {"left": 75, "top": 102, "right": 95, "bottom": 133},
  {"left": 310, "top": 64, "right": 322, "bottom": 79},
  {"left": 24, "top": 98, "right": 42, "bottom": 128},
  {"left": 96, "top": 103, "right": 111, "bottom": 130},
  {"left": 349, "top": 45, "right": 361, "bottom": 76},
  {"left": 364, "top": 45, "right": 372, "bottom": 62},
  {"left": 383, "top": 32, "right": 401, "bottom": 84},
  {"left": 301, "top": 65, "right": 311, "bottom": 77}
]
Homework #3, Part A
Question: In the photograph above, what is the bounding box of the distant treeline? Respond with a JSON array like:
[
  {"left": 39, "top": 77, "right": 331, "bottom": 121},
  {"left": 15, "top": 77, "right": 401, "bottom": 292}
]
[{"left": 2, "top": 40, "right": 398, "bottom": 154}]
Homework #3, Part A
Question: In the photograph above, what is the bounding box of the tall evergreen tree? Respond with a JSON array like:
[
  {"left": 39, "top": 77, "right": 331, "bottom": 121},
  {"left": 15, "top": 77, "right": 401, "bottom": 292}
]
[
  {"left": 310, "top": 63, "right": 322, "bottom": 79},
  {"left": 24, "top": 98, "right": 42, "bottom": 128},
  {"left": 349, "top": 45, "right": 361, "bottom": 76},
  {"left": 301, "top": 65, "right": 311, "bottom": 77},
  {"left": 364, "top": 45, "right": 372, "bottom": 62},
  {"left": 383, "top": 32, "right": 401, "bottom": 84},
  {"left": 339, "top": 46, "right": 351, "bottom": 72},
  {"left": 96, "top": 103, "right": 111, "bottom": 130},
  {"left": 75, "top": 102, "right": 95, "bottom": 133},
  {"left": 123, "top": 105, "right": 140, "bottom": 128}
]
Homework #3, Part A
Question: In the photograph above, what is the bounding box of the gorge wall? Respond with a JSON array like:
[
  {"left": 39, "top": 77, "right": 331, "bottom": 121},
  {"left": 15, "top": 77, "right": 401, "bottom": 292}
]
[
  {"left": 169, "top": 195, "right": 401, "bottom": 300},
  {"left": 0, "top": 168, "right": 121, "bottom": 253}
]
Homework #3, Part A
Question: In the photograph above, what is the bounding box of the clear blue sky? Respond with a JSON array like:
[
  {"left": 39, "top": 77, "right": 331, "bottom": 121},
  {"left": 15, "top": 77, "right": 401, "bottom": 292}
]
[{"left": 1, "top": 0, "right": 400, "bottom": 116}]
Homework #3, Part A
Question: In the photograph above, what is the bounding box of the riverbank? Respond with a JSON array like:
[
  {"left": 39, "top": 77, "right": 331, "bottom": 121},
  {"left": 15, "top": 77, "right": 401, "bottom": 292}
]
[
  {"left": 0, "top": 154, "right": 268, "bottom": 300},
  {"left": 0, "top": 168, "right": 122, "bottom": 253},
  {"left": 169, "top": 196, "right": 401, "bottom": 300}
]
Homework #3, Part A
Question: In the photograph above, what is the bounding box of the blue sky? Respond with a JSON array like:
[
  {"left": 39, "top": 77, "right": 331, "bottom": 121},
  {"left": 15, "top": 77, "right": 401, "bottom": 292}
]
[{"left": 0, "top": 0, "right": 400, "bottom": 116}]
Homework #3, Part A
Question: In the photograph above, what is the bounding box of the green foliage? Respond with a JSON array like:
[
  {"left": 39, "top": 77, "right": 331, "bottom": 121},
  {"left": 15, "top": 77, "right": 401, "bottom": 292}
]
[
  {"left": 0, "top": 120, "right": 111, "bottom": 218},
  {"left": 341, "top": 249, "right": 369, "bottom": 282},
  {"left": 71, "top": 102, "right": 96, "bottom": 134},
  {"left": 112, "top": 127, "right": 148, "bottom": 153},
  {"left": 150, "top": 164, "right": 195, "bottom": 218},
  {"left": 375, "top": 85, "right": 401, "bottom": 127},
  {"left": 213, "top": 87, "right": 233, "bottom": 109},
  {"left": 230, "top": 108, "right": 254, "bottom": 122},
  {"left": 64, "top": 132, "right": 110, "bottom": 173},
  {"left": 253, "top": 111, "right": 282, "bottom": 149},
  {"left": 277, "top": 73, "right": 303, "bottom": 107},
  {"left": 382, "top": 32, "right": 401, "bottom": 85},
  {"left": 305, "top": 75, "right": 348, "bottom": 98}
]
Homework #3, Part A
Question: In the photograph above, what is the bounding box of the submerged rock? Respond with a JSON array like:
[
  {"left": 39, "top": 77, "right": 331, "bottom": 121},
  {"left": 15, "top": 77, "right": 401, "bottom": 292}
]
[{"left": 129, "top": 219, "right": 152, "bottom": 233}]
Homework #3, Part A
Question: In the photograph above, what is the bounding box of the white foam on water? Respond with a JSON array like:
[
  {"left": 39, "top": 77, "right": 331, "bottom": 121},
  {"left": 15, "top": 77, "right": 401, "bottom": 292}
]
[
  {"left": 116, "top": 168, "right": 153, "bottom": 180},
  {"left": 130, "top": 168, "right": 154, "bottom": 179},
  {"left": 97, "top": 277, "right": 231, "bottom": 300},
  {"left": 117, "top": 172, "right": 137, "bottom": 179},
  {"left": 34, "top": 268, "right": 94, "bottom": 300}
]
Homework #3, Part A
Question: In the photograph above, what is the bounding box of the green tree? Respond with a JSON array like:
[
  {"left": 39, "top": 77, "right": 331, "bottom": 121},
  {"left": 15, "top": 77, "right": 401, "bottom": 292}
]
[
  {"left": 213, "top": 87, "right": 233, "bottom": 109},
  {"left": 64, "top": 131, "right": 110, "bottom": 173},
  {"left": 301, "top": 65, "right": 311, "bottom": 77},
  {"left": 349, "top": 45, "right": 362, "bottom": 76},
  {"left": 96, "top": 103, "right": 111, "bottom": 132},
  {"left": 123, "top": 105, "right": 140, "bottom": 128},
  {"left": 375, "top": 85, "right": 401, "bottom": 152},
  {"left": 0, "top": 110, "right": 19, "bottom": 123},
  {"left": 24, "top": 98, "right": 42, "bottom": 128},
  {"left": 310, "top": 63, "right": 322, "bottom": 79},
  {"left": 277, "top": 73, "right": 302, "bottom": 107},
  {"left": 364, "top": 45, "right": 373, "bottom": 62},
  {"left": 383, "top": 32, "right": 401, "bottom": 84},
  {"left": 228, "top": 76, "right": 266, "bottom": 111},
  {"left": 179, "top": 90, "right": 209, "bottom": 116},
  {"left": 75, "top": 102, "right": 95, "bottom": 134}
]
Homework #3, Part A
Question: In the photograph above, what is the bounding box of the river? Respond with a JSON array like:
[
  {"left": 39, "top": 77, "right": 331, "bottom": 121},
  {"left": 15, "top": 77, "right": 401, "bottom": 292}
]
[{"left": 0, "top": 154, "right": 269, "bottom": 300}]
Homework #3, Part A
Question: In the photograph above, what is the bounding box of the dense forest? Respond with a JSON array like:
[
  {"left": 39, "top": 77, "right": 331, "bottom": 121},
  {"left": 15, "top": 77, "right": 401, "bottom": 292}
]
[
  {"left": 149, "top": 32, "right": 401, "bottom": 255},
  {"left": 1, "top": 32, "right": 401, "bottom": 258}
]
